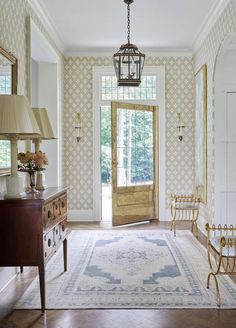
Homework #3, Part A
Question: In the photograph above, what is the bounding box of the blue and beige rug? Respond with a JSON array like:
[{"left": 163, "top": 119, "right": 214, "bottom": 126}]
[{"left": 15, "top": 230, "right": 236, "bottom": 309}]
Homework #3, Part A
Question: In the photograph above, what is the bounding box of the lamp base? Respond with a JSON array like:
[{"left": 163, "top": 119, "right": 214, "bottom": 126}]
[{"left": 5, "top": 174, "right": 26, "bottom": 199}]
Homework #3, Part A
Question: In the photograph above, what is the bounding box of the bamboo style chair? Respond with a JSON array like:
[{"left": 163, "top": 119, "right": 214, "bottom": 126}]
[
  {"left": 170, "top": 194, "right": 200, "bottom": 237},
  {"left": 205, "top": 223, "right": 236, "bottom": 306}
]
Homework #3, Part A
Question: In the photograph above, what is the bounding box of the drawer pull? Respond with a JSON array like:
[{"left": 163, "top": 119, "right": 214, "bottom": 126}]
[
  {"left": 56, "top": 229, "right": 58, "bottom": 235},
  {"left": 61, "top": 202, "right": 65, "bottom": 208},
  {"left": 48, "top": 210, "right": 52, "bottom": 219},
  {"left": 48, "top": 238, "right": 52, "bottom": 247},
  {"left": 62, "top": 225, "right": 65, "bottom": 232},
  {"left": 45, "top": 252, "right": 47, "bottom": 257}
]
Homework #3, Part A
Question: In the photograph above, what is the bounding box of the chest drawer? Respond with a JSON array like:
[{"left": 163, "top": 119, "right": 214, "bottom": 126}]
[
  {"left": 59, "top": 219, "right": 68, "bottom": 241},
  {"left": 44, "top": 229, "right": 54, "bottom": 259},
  {"left": 59, "top": 194, "right": 67, "bottom": 217},
  {"left": 43, "top": 192, "right": 67, "bottom": 230},
  {"left": 43, "top": 201, "right": 55, "bottom": 228}
]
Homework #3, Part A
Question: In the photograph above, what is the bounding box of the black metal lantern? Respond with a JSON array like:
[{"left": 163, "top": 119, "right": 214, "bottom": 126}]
[{"left": 113, "top": 0, "right": 145, "bottom": 87}]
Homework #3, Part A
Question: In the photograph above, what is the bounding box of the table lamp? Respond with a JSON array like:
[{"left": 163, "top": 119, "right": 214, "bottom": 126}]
[
  {"left": 32, "top": 108, "right": 56, "bottom": 190},
  {"left": 0, "top": 95, "right": 40, "bottom": 198}
]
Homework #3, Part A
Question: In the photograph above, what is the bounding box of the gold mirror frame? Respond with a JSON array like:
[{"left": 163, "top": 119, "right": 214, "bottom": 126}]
[
  {"left": 0, "top": 47, "right": 18, "bottom": 176},
  {"left": 194, "top": 64, "right": 207, "bottom": 203}
]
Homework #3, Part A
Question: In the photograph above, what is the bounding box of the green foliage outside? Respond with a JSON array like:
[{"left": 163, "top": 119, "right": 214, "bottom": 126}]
[
  {"left": 101, "top": 107, "right": 111, "bottom": 183},
  {"left": 101, "top": 106, "right": 153, "bottom": 185}
]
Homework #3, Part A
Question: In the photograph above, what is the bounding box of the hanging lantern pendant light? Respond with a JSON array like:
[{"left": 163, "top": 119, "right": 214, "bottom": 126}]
[{"left": 113, "top": 0, "right": 145, "bottom": 87}]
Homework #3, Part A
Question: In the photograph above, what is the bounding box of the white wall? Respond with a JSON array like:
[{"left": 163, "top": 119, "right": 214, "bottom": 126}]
[{"left": 37, "top": 62, "right": 59, "bottom": 187}]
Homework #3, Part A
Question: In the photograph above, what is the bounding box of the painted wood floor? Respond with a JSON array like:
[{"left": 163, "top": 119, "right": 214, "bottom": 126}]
[{"left": 1, "top": 221, "right": 236, "bottom": 328}]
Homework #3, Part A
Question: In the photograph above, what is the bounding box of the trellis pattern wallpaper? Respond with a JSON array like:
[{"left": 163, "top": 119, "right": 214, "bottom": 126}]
[
  {"left": 194, "top": 0, "right": 236, "bottom": 222},
  {"left": 63, "top": 56, "right": 195, "bottom": 214},
  {"left": 0, "top": 0, "right": 63, "bottom": 195},
  {"left": 1, "top": 0, "right": 235, "bottom": 222}
]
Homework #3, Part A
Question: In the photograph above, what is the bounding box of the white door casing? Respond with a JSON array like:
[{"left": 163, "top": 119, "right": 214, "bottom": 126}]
[{"left": 93, "top": 66, "right": 166, "bottom": 221}]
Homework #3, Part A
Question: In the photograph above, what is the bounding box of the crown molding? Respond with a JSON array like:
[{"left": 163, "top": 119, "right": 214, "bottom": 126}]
[
  {"left": 192, "top": 0, "right": 231, "bottom": 53},
  {"left": 27, "top": 0, "right": 66, "bottom": 54},
  {"left": 28, "top": 0, "right": 226, "bottom": 58},
  {"left": 65, "top": 47, "right": 193, "bottom": 58}
]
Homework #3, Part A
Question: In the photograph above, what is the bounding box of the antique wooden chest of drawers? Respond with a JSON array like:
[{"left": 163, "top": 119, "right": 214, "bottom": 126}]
[{"left": 0, "top": 187, "right": 68, "bottom": 312}]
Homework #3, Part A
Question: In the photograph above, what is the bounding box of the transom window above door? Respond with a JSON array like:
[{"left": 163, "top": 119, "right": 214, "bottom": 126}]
[{"left": 101, "top": 75, "right": 156, "bottom": 101}]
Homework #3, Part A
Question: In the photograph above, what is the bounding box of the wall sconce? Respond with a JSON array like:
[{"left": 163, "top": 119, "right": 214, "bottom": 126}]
[
  {"left": 177, "top": 112, "right": 185, "bottom": 141},
  {"left": 75, "top": 113, "right": 81, "bottom": 142}
]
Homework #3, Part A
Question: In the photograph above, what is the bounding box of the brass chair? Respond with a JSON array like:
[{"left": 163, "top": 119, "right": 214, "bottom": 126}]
[
  {"left": 170, "top": 194, "right": 200, "bottom": 237},
  {"left": 205, "top": 223, "right": 236, "bottom": 306}
]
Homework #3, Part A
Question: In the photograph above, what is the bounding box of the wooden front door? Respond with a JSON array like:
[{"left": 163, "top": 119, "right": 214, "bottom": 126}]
[{"left": 111, "top": 101, "right": 158, "bottom": 226}]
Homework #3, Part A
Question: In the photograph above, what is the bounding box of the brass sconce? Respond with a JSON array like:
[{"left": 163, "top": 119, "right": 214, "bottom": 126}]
[
  {"left": 177, "top": 112, "right": 185, "bottom": 141},
  {"left": 75, "top": 113, "right": 81, "bottom": 142}
]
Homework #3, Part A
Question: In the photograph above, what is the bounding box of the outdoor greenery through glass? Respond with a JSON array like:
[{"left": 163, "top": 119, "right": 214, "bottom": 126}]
[
  {"left": 101, "top": 106, "right": 112, "bottom": 183},
  {"left": 100, "top": 75, "right": 156, "bottom": 185},
  {"left": 117, "top": 108, "right": 153, "bottom": 187}
]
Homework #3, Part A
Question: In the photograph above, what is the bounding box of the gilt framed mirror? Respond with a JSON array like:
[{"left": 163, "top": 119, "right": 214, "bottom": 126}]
[
  {"left": 0, "top": 46, "right": 17, "bottom": 176},
  {"left": 194, "top": 64, "right": 207, "bottom": 203}
]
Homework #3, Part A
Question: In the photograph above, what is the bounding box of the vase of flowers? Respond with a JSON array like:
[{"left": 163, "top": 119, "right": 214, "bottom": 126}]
[{"left": 18, "top": 151, "right": 48, "bottom": 193}]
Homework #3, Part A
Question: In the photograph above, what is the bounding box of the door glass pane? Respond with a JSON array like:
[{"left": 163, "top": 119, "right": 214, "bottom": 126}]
[
  {"left": 117, "top": 108, "right": 153, "bottom": 187},
  {"left": 101, "top": 75, "right": 156, "bottom": 100},
  {"left": 101, "top": 106, "right": 112, "bottom": 220}
]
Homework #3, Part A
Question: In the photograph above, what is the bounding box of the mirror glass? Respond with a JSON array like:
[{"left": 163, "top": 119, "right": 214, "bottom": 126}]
[{"left": 0, "top": 47, "right": 17, "bottom": 176}]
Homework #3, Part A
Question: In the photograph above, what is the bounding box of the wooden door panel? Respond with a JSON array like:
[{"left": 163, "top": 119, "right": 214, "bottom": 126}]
[
  {"left": 116, "top": 190, "right": 153, "bottom": 206},
  {"left": 111, "top": 101, "right": 158, "bottom": 226},
  {"left": 113, "top": 206, "right": 154, "bottom": 226}
]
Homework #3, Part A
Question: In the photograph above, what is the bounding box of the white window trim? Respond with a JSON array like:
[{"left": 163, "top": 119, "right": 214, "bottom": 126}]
[{"left": 93, "top": 66, "right": 166, "bottom": 221}]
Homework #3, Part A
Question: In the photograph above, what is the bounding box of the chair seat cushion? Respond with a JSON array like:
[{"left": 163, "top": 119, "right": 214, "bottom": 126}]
[
  {"left": 172, "top": 201, "right": 198, "bottom": 210},
  {"left": 211, "top": 236, "right": 236, "bottom": 257}
]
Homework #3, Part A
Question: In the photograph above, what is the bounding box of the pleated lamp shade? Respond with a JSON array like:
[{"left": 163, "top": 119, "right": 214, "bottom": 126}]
[
  {"left": 0, "top": 95, "right": 41, "bottom": 198},
  {"left": 32, "top": 108, "right": 55, "bottom": 139},
  {"left": 0, "top": 95, "right": 41, "bottom": 137}
]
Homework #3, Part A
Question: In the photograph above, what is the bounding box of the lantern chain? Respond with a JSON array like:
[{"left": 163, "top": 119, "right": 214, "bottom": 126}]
[{"left": 127, "top": 2, "right": 130, "bottom": 44}]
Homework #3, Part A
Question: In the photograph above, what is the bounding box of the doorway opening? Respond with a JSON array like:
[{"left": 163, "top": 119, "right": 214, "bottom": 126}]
[
  {"left": 93, "top": 66, "right": 165, "bottom": 222},
  {"left": 111, "top": 101, "right": 158, "bottom": 226},
  {"left": 28, "top": 18, "right": 61, "bottom": 187},
  {"left": 99, "top": 74, "right": 158, "bottom": 222}
]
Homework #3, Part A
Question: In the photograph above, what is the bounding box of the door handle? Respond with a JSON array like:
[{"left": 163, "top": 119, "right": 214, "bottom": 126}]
[{"left": 112, "top": 161, "right": 118, "bottom": 165}]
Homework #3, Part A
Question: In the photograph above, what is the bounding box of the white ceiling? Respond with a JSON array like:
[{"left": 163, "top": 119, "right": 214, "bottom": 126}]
[{"left": 35, "top": 0, "right": 227, "bottom": 55}]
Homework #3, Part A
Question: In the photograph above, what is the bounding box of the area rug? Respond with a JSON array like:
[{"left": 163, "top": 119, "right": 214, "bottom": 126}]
[{"left": 15, "top": 230, "right": 236, "bottom": 309}]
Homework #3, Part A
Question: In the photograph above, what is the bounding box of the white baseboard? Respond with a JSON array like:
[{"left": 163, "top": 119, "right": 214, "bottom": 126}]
[{"left": 68, "top": 210, "right": 99, "bottom": 222}]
